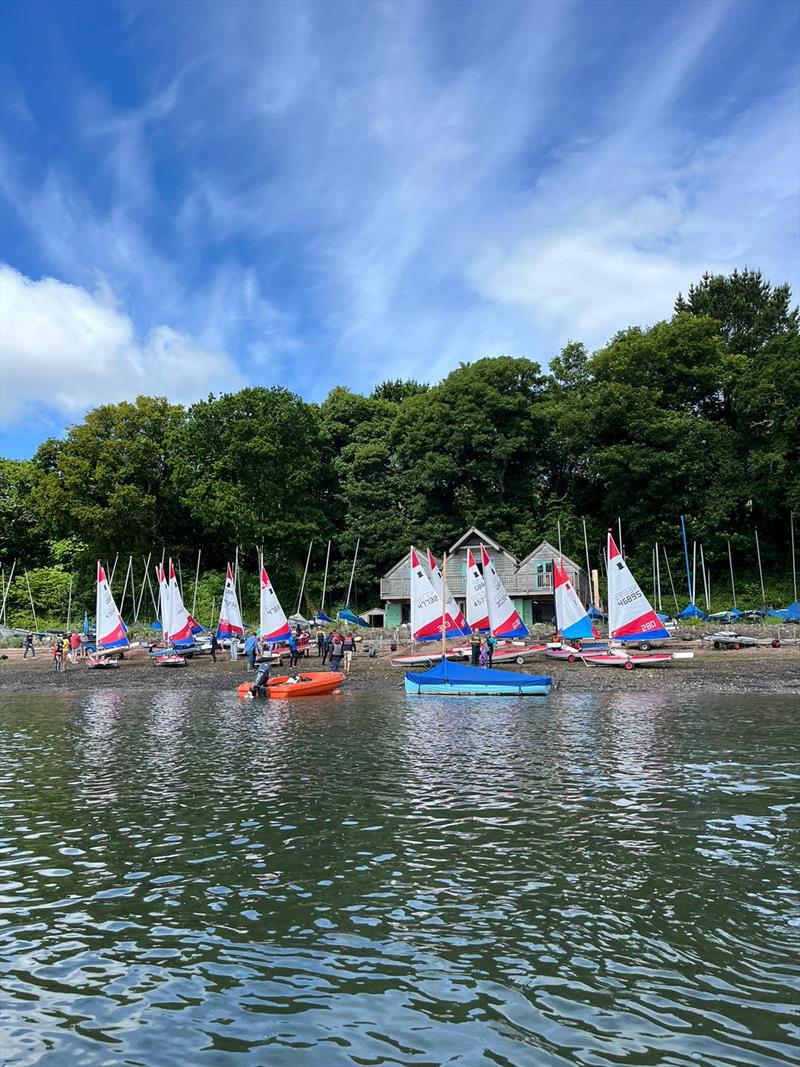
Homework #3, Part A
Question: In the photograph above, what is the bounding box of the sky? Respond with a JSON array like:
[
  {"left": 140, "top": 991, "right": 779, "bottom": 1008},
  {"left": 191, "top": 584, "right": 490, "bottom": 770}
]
[{"left": 1, "top": 0, "right": 798, "bottom": 458}]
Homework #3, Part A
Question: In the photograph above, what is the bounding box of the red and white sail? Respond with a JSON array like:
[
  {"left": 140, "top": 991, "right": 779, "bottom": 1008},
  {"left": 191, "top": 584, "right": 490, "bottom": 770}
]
[
  {"left": 483, "top": 546, "right": 528, "bottom": 638},
  {"left": 426, "top": 549, "right": 469, "bottom": 638},
  {"left": 260, "top": 561, "right": 291, "bottom": 644},
  {"left": 410, "top": 546, "right": 445, "bottom": 642},
  {"left": 554, "top": 558, "right": 595, "bottom": 640},
  {"left": 465, "top": 547, "right": 490, "bottom": 632},
  {"left": 164, "top": 558, "right": 198, "bottom": 644},
  {"left": 607, "top": 532, "right": 670, "bottom": 641},
  {"left": 216, "top": 563, "right": 244, "bottom": 640},
  {"left": 95, "top": 562, "right": 129, "bottom": 653}
]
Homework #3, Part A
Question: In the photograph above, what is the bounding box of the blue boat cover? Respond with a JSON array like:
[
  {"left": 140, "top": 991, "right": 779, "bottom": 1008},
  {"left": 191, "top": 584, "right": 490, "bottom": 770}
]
[
  {"left": 768, "top": 600, "right": 800, "bottom": 621},
  {"left": 406, "top": 658, "right": 550, "bottom": 688},
  {"left": 587, "top": 604, "right": 606, "bottom": 621},
  {"left": 677, "top": 602, "right": 705, "bottom": 620},
  {"left": 338, "top": 607, "right": 369, "bottom": 627}
]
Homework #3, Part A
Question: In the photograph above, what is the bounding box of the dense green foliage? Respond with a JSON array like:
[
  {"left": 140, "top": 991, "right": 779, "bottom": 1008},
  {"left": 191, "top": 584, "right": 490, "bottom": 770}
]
[{"left": 2, "top": 269, "right": 798, "bottom": 626}]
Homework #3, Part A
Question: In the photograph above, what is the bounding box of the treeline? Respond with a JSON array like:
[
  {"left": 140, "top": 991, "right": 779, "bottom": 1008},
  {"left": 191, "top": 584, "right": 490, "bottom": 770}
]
[{"left": 1, "top": 268, "right": 798, "bottom": 627}]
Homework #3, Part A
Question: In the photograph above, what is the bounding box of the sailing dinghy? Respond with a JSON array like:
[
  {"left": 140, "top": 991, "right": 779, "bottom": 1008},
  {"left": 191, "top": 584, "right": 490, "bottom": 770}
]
[
  {"left": 391, "top": 547, "right": 468, "bottom": 665},
  {"left": 87, "top": 562, "right": 129, "bottom": 668},
  {"left": 217, "top": 563, "right": 244, "bottom": 641},
  {"left": 546, "top": 558, "right": 596, "bottom": 662},
  {"left": 582, "top": 533, "right": 693, "bottom": 669},
  {"left": 404, "top": 552, "right": 552, "bottom": 695},
  {"left": 260, "top": 559, "right": 292, "bottom": 647}
]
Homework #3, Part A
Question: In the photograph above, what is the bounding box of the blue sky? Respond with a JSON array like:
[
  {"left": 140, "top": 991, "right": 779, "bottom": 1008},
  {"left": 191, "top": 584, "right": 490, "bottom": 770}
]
[{"left": 1, "top": 0, "right": 798, "bottom": 458}]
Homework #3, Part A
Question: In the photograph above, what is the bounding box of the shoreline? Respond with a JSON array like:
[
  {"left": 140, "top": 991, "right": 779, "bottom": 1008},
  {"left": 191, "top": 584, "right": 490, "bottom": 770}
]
[{"left": 2, "top": 644, "right": 799, "bottom": 695}]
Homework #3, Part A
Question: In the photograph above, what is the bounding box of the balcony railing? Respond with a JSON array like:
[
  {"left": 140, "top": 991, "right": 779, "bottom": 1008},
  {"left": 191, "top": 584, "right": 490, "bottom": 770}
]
[{"left": 380, "top": 572, "right": 566, "bottom": 600}]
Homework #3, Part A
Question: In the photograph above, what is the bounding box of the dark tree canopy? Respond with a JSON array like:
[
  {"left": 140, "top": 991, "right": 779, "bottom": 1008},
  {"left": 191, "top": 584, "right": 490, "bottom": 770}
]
[{"left": 3, "top": 268, "right": 798, "bottom": 624}]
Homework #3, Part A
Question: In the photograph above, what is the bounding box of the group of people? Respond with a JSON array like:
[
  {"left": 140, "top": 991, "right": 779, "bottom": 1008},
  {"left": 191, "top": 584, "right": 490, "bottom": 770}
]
[
  {"left": 235, "top": 626, "right": 356, "bottom": 675},
  {"left": 317, "top": 629, "right": 357, "bottom": 673},
  {"left": 469, "top": 628, "right": 498, "bottom": 668},
  {"left": 49, "top": 632, "right": 84, "bottom": 671}
]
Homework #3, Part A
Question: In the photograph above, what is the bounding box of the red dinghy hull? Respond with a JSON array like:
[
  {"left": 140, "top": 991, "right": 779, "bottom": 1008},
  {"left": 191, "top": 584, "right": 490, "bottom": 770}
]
[{"left": 237, "top": 672, "right": 345, "bottom": 699}]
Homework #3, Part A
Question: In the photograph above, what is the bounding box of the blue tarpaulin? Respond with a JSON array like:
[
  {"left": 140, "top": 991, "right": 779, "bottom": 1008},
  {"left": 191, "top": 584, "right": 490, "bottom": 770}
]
[
  {"left": 338, "top": 607, "right": 369, "bottom": 627},
  {"left": 768, "top": 600, "right": 800, "bottom": 621},
  {"left": 677, "top": 603, "right": 705, "bottom": 620},
  {"left": 405, "top": 658, "right": 551, "bottom": 694}
]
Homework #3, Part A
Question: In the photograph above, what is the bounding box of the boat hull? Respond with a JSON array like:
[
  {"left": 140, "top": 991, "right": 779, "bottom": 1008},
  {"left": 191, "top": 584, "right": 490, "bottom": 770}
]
[
  {"left": 404, "top": 678, "right": 551, "bottom": 695},
  {"left": 582, "top": 652, "right": 673, "bottom": 669},
  {"left": 545, "top": 647, "right": 579, "bottom": 662},
  {"left": 237, "top": 672, "right": 345, "bottom": 699}
]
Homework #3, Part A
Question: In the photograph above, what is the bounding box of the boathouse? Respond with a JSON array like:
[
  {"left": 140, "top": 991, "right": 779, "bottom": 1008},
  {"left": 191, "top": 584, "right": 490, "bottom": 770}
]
[{"left": 379, "top": 527, "right": 589, "bottom": 629}]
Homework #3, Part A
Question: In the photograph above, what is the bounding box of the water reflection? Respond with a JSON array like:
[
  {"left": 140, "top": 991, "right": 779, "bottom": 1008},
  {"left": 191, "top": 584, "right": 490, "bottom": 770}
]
[{"left": 0, "top": 689, "right": 798, "bottom": 1066}]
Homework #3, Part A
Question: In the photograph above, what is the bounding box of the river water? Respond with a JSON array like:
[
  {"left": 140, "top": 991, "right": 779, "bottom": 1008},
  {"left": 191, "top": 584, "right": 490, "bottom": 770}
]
[{"left": 1, "top": 690, "right": 798, "bottom": 1066}]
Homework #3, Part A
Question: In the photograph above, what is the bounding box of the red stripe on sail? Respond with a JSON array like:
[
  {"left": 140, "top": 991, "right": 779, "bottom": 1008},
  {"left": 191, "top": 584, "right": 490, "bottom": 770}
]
[{"left": 613, "top": 610, "right": 665, "bottom": 639}]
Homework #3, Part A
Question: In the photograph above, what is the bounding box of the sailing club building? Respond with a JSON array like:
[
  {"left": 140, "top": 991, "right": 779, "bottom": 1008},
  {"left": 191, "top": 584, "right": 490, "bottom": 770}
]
[{"left": 379, "top": 527, "right": 590, "bottom": 630}]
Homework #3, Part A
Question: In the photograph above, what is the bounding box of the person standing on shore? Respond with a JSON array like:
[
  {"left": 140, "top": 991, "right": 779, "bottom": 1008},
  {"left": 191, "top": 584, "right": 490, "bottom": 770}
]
[
  {"left": 322, "top": 632, "right": 332, "bottom": 665},
  {"left": 210, "top": 632, "right": 218, "bottom": 663},
  {"left": 244, "top": 632, "right": 258, "bottom": 670},
  {"left": 288, "top": 632, "right": 302, "bottom": 669},
  {"left": 230, "top": 634, "right": 239, "bottom": 661},
  {"left": 470, "top": 628, "right": 482, "bottom": 667},
  {"left": 342, "top": 632, "right": 356, "bottom": 674},
  {"left": 486, "top": 633, "right": 497, "bottom": 668},
  {"left": 62, "top": 636, "right": 70, "bottom": 670},
  {"left": 69, "top": 631, "right": 80, "bottom": 663},
  {"left": 52, "top": 643, "right": 62, "bottom": 672},
  {"left": 317, "top": 629, "right": 325, "bottom": 657},
  {"left": 329, "top": 632, "right": 344, "bottom": 672},
  {"left": 23, "top": 632, "right": 35, "bottom": 658}
]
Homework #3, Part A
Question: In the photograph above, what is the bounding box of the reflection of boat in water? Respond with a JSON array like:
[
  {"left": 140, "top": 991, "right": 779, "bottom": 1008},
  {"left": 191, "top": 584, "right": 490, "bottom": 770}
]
[
  {"left": 237, "top": 672, "right": 345, "bottom": 699},
  {"left": 404, "top": 658, "right": 551, "bottom": 696}
]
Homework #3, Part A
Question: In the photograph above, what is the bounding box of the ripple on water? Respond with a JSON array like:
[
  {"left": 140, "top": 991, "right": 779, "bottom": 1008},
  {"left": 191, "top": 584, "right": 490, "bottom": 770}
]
[{"left": 1, "top": 689, "right": 799, "bottom": 1065}]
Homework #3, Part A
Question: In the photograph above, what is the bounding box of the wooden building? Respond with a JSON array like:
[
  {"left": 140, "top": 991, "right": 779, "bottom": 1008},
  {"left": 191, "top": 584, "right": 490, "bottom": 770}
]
[{"left": 380, "top": 527, "right": 589, "bottom": 629}]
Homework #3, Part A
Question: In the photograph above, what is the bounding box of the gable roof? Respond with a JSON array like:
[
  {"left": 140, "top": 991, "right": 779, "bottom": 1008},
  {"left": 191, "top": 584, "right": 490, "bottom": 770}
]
[
  {"left": 518, "top": 540, "right": 585, "bottom": 574},
  {"left": 447, "top": 527, "right": 518, "bottom": 563}
]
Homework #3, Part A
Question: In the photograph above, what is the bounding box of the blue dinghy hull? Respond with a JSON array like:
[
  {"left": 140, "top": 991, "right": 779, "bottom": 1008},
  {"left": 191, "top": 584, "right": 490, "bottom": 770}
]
[{"left": 404, "top": 659, "right": 551, "bottom": 696}]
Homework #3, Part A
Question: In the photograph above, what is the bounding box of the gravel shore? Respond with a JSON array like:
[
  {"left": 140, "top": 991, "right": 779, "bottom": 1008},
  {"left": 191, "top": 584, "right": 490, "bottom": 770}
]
[{"left": 2, "top": 641, "right": 799, "bottom": 695}]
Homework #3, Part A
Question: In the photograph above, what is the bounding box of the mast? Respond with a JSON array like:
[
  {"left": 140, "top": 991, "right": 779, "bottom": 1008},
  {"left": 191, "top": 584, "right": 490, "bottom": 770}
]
[
  {"left": 192, "top": 549, "right": 201, "bottom": 617},
  {"left": 136, "top": 553, "right": 151, "bottom": 622},
  {"left": 617, "top": 517, "right": 623, "bottom": 558},
  {"left": 320, "top": 539, "right": 331, "bottom": 615},
  {"left": 95, "top": 562, "right": 101, "bottom": 644},
  {"left": 23, "top": 566, "right": 38, "bottom": 632},
  {"left": 662, "top": 546, "right": 679, "bottom": 615},
  {"left": 296, "top": 541, "right": 313, "bottom": 615},
  {"left": 66, "top": 575, "right": 73, "bottom": 630},
  {"left": 655, "top": 540, "right": 662, "bottom": 612},
  {"left": 582, "top": 518, "right": 592, "bottom": 598},
  {"left": 727, "top": 540, "right": 737, "bottom": 610},
  {"left": 692, "top": 541, "right": 697, "bottom": 606},
  {"left": 700, "top": 544, "right": 710, "bottom": 612},
  {"left": 754, "top": 528, "right": 766, "bottom": 608},
  {"left": 679, "top": 515, "right": 692, "bottom": 602},
  {"left": 345, "top": 538, "right": 360, "bottom": 607},
  {"left": 791, "top": 511, "right": 797, "bottom": 603},
  {"left": 441, "top": 552, "right": 448, "bottom": 662},
  {"left": 557, "top": 518, "right": 562, "bottom": 556}
]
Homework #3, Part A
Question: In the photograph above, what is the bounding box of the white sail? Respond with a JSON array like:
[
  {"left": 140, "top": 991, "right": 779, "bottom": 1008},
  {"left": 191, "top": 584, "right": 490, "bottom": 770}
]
[
  {"left": 465, "top": 548, "right": 489, "bottom": 632},
  {"left": 482, "top": 546, "right": 528, "bottom": 638},
  {"left": 260, "top": 561, "right": 291, "bottom": 643},
  {"left": 95, "top": 561, "right": 129, "bottom": 653},
  {"left": 607, "top": 532, "right": 670, "bottom": 641},
  {"left": 427, "top": 549, "right": 469, "bottom": 637},
  {"left": 217, "top": 562, "right": 244, "bottom": 639},
  {"left": 410, "top": 546, "right": 444, "bottom": 642}
]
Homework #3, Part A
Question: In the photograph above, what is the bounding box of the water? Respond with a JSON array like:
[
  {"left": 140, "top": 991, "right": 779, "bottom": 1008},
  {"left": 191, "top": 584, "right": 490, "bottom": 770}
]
[{"left": 1, "top": 690, "right": 799, "bottom": 1066}]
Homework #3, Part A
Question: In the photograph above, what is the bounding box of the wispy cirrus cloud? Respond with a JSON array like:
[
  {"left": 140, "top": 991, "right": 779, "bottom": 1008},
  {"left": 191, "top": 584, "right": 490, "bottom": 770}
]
[{"left": 0, "top": 0, "right": 797, "bottom": 453}]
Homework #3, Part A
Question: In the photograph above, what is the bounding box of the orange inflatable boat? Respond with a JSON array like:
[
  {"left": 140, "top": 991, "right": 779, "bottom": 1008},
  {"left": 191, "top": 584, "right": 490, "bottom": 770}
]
[{"left": 237, "top": 671, "right": 345, "bottom": 699}]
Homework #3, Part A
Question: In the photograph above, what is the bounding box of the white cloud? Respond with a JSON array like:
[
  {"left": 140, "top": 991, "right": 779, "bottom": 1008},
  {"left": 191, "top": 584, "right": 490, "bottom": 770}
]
[{"left": 0, "top": 264, "right": 243, "bottom": 425}]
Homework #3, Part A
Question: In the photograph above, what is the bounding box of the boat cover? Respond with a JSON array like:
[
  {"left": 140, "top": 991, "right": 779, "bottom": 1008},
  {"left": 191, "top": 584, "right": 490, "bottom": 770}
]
[
  {"left": 768, "top": 600, "right": 800, "bottom": 621},
  {"left": 338, "top": 607, "right": 369, "bottom": 627},
  {"left": 405, "top": 658, "right": 550, "bottom": 689},
  {"left": 677, "top": 603, "right": 705, "bottom": 620}
]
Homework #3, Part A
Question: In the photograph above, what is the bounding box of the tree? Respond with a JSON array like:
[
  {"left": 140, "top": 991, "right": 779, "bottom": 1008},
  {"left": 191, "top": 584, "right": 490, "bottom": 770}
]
[
  {"left": 30, "top": 396, "right": 188, "bottom": 561},
  {"left": 675, "top": 268, "right": 798, "bottom": 358},
  {"left": 168, "top": 387, "right": 326, "bottom": 591}
]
